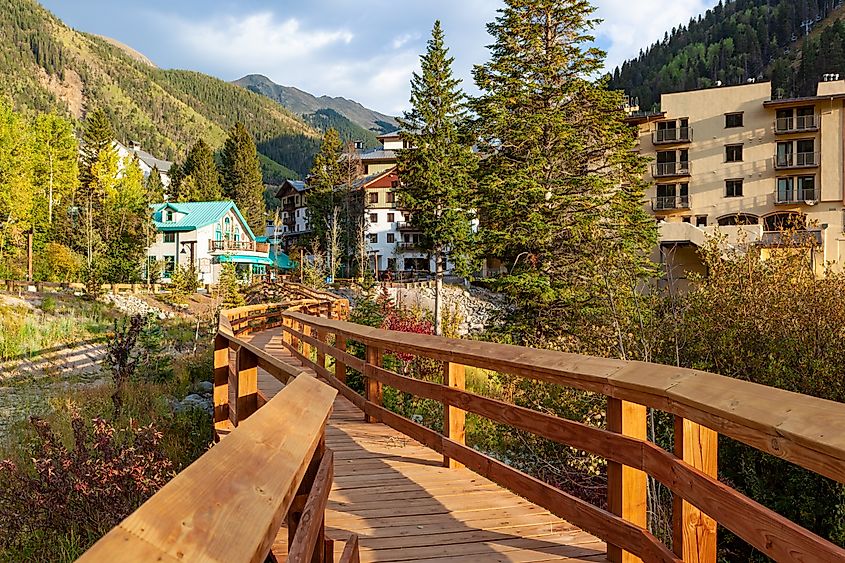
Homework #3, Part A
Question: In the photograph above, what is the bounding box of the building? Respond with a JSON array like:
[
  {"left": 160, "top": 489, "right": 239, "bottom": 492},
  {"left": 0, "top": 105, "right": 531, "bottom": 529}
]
[
  {"left": 116, "top": 140, "right": 173, "bottom": 187},
  {"left": 630, "top": 77, "right": 845, "bottom": 283},
  {"left": 147, "top": 201, "right": 274, "bottom": 285},
  {"left": 270, "top": 131, "right": 441, "bottom": 277}
]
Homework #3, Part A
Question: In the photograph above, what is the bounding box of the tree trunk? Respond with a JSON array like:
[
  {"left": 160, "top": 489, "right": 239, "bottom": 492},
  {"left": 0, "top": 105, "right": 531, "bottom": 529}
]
[{"left": 434, "top": 250, "right": 443, "bottom": 336}]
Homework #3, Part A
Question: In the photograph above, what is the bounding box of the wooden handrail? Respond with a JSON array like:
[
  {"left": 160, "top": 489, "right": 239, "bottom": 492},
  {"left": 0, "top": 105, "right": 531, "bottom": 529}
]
[
  {"left": 214, "top": 303, "right": 845, "bottom": 563},
  {"left": 77, "top": 374, "right": 337, "bottom": 563}
]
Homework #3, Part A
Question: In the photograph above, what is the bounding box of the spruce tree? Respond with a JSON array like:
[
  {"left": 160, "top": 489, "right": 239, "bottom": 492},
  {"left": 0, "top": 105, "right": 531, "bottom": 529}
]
[
  {"left": 306, "top": 128, "right": 344, "bottom": 251},
  {"left": 472, "top": 0, "right": 657, "bottom": 349},
  {"left": 183, "top": 139, "right": 222, "bottom": 201},
  {"left": 78, "top": 108, "right": 113, "bottom": 189},
  {"left": 221, "top": 123, "right": 266, "bottom": 233},
  {"left": 145, "top": 165, "right": 165, "bottom": 202},
  {"left": 396, "top": 20, "right": 478, "bottom": 335},
  {"left": 78, "top": 108, "right": 117, "bottom": 267}
]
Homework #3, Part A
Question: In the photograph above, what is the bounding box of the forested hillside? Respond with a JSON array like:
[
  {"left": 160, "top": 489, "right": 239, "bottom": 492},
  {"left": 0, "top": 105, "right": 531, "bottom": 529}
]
[
  {"left": 0, "top": 0, "right": 320, "bottom": 178},
  {"left": 609, "top": 0, "right": 845, "bottom": 110}
]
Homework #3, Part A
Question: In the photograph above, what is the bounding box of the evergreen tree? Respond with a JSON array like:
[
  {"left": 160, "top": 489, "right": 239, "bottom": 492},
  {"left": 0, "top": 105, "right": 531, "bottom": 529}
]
[
  {"left": 182, "top": 139, "right": 222, "bottom": 201},
  {"left": 221, "top": 123, "right": 266, "bottom": 233},
  {"left": 99, "top": 156, "right": 149, "bottom": 282},
  {"left": 145, "top": 165, "right": 165, "bottom": 202},
  {"left": 472, "top": 0, "right": 657, "bottom": 348},
  {"left": 396, "top": 21, "right": 478, "bottom": 335},
  {"left": 306, "top": 128, "right": 344, "bottom": 251},
  {"left": 78, "top": 108, "right": 113, "bottom": 189},
  {"left": 78, "top": 109, "right": 117, "bottom": 266}
]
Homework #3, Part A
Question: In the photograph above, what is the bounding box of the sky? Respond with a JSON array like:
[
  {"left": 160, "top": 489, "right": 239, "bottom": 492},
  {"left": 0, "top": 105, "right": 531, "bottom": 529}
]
[{"left": 40, "top": 0, "right": 711, "bottom": 116}]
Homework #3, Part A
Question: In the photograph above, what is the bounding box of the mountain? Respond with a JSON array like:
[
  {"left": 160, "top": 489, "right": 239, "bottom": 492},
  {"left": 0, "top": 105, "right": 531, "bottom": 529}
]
[
  {"left": 609, "top": 0, "right": 845, "bottom": 110},
  {"left": 301, "top": 108, "right": 380, "bottom": 149},
  {"left": 0, "top": 0, "right": 322, "bottom": 180},
  {"left": 233, "top": 74, "right": 398, "bottom": 136}
]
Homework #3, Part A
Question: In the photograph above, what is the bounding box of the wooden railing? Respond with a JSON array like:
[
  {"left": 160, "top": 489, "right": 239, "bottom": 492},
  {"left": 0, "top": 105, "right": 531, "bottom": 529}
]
[
  {"left": 215, "top": 300, "right": 845, "bottom": 563},
  {"left": 76, "top": 287, "right": 358, "bottom": 563}
]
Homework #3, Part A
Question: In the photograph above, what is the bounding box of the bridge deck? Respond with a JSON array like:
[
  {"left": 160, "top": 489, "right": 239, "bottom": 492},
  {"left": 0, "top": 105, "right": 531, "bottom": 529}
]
[{"left": 246, "top": 329, "right": 607, "bottom": 562}]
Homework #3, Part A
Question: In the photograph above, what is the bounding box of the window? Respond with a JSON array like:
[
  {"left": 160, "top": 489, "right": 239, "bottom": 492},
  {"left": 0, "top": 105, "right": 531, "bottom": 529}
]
[
  {"left": 386, "top": 233, "right": 395, "bottom": 243},
  {"left": 387, "top": 213, "right": 395, "bottom": 222},
  {"left": 163, "top": 256, "right": 176, "bottom": 276},
  {"left": 391, "top": 180, "right": 399, "bottom": 188},
  {"left": 369, "top": 192, "right": 379, "bottom": 204},
  {"left": 725, "top": 113, "right": 744, "bottom": 128},
  {"left": 234, "top": 227, "right": 240, "bottom": 242},
  {"left": 165, "top": 210, "right": 174, "bottom": 222},
  {"left": 368, "top": 233, "right": 378, "bottom": 244},
  {"left": 725, "top": 144, "right": 743, "bottom": 162},
  {"left": 369, "top": 213, "right": 378, "bottom": 223},
  {"left": 163, "top": 232, "right": 176, "bottom": 243},
  {"left": 387, "top": 258, "right": 397, "bottom": 271},
  {"left": 696, "top": 216, "right": 707, "bottom": 227},
  {"left": 718, "top": 214, "right": 758, "bottom": 226},
  {"left": 682, "top": 216, "right": 692, "bottom": 223},
  {"left": 725, "top": 179, "right": 743, "bottom": 197},
  {"left": 386, "top": 191, "right": 396, "bottom": 203}
]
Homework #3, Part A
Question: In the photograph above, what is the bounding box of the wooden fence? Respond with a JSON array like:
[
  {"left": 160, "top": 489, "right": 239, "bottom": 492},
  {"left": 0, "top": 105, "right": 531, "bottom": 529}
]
[{"left": 214, "top": 301, "right": 845, "bottom": 563}]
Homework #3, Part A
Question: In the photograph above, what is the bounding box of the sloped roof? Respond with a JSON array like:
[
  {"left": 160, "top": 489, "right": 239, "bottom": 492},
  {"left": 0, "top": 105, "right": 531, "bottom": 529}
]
[
  {"left": 116, "top": 141, "right": 173, "bottom": 173},
  {"left": 352, "top": 166, "right": 397, "bottom": 189},
  {"left": 150, "top": 201, "right": 256, "bottom": 239},
  {"left": 359, "top": 149, "right": 396, "bottom": 161}
]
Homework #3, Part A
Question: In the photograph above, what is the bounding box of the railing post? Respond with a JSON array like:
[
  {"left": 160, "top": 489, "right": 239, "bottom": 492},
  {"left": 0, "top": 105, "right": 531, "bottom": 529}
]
[
  {"left": 302, "top": 321, "right": 313, "bottom": 360},
  {"left": 316, "top": 328, "right": 327, "bottom": 371},
  {"left": 283, "top": 316, "right": 292, "bottom": 346},
  {"left": 673, "top": 417, "right": 718, "bottom": 563},
  {"left": 607, "top": 398, "right": 647, "bottom": 563},
  {"left": 287, "top": 435, "right": 326, "bottom": 562},
  {"left": 443, "top": 361, "right": 466, "bottom": 469},
  {"left": 213, "top": 334, "right": 229, "bottom": 432},
  {"left": 228, "top": 345, "right": 258, "bottom": 427},
  {"left": 364, "top": 345, "right": 383, "bottom": 423},
  {"left": 334, "top": 333, "right": 347, "bottom": 384}
]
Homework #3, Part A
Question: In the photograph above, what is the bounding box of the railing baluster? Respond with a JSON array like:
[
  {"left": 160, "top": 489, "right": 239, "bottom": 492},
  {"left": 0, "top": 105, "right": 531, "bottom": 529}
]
[
  {"left": 364, "top": 345, "right": 383, "bottom": 423},
  {"left": 673, "top": 417, "right": 718, "bottom": 562},
  {"left": 302, "top": 322, "right": 313, "bottom": 360},
  {"left": 213, "top": 335, "right": 230, "bottom": 433},
  {"left": 230, "top": 346, "right": 258, "bottom": 426},
  {"left": 443, "top": 362, "right": 466, "bottom": 469},
  {"left": 316, "top": 328, "right": 327, "bottom": 371},
  {"left": 607, "top": 398, "right": 647, "bottom": 563},
  {"left": 334, "top": 333, "right": 347, "bottom": 384}
]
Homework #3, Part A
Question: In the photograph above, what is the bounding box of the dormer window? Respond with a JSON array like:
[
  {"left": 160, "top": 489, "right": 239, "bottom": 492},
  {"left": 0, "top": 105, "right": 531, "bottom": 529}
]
[
  {"left": 234, "top": 226, "right": 240, "bottom": 242},
  {"left": 165, "top": 210, "right": 174, "bottom": 222}
]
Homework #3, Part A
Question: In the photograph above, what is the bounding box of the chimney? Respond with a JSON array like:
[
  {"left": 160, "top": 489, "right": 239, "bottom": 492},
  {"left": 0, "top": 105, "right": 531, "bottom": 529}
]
[{"left": 354, "top": 140, "right": 364, "bottom": 150}]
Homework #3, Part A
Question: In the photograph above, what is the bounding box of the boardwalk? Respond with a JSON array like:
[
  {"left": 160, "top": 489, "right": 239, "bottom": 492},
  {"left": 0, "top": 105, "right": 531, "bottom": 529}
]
[{"left": 246, "top": 329, "right": 607, "bottom": 563}]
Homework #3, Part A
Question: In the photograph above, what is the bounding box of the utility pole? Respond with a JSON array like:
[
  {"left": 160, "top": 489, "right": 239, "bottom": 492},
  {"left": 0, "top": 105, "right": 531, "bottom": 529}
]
[{"left": 27, "top": 228, "right": 33, "bottom": 283}]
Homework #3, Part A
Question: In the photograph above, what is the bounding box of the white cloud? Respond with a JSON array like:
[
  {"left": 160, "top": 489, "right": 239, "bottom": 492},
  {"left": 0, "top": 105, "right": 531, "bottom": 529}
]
[
  {"left": 392, "top": 33, "right": 421, "bottom": 50},
  {"left": 594, "top": 0, "right": 710, "bottom": 71},
  {"left": 169, "top": 12, "right": 354, "bottom": 67}
]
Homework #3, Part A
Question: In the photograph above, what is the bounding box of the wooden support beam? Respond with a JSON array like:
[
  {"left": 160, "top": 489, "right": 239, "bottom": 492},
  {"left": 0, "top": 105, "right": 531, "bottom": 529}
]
[
  {"left": 334, "top": 333, "right": 347, "bottom": 384},
  {"left": 316, "top": 329, "right": 327, "bottom": 371},
  {"left": 364, "top": 345, "right": 383, "bottom": 423},
  {"left": 283, "top": 317, "right": 292, "bottom": 346},
  {"left": 231, "top": 347, "right": 258, "bottom": 426},
  {"left": 213, "top": 334, "right": 229, "bottom": 430},
  {"left": 673, "top": 416, "right": 718, "bottom": 563},
  {"left": 301, "top": 321, "right": 312, "bottom": 360},
  {"left": 443, "top": 362, "right": 466, "bottom": 469},
  {"left": 607, "top": 398, "right": 647, "bottom": 563}
]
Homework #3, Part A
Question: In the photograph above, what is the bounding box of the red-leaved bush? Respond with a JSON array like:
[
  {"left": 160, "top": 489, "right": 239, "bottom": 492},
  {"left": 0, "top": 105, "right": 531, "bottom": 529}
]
[
  {"left": 0, "top": 413, "right": 173, "bottom": 555},
  {"left": 376, "top": 283, "right": 434, "bottom": 363}
]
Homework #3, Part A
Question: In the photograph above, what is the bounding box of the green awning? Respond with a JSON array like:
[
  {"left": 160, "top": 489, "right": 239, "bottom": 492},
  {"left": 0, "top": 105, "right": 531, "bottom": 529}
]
[
  {"left": 218, "top": 254, "right": 274, "bottom": 265},
  {"left": 270, "top": 250, "right": 296, "bottom": 270}
]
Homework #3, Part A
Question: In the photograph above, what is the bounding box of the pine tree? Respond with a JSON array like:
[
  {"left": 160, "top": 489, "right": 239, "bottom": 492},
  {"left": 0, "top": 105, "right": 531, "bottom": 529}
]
[
  {"left": 221, "top": 123, "right": 266, "bottom": 233},
  {"left": 396, "top": 20, "right": 478, "bottom": 335},
  {"left": 78, "top": 108, "right": 117, "bottom": 266},
  {"left": 145, "top": 165, "right": 165, "bottom": 202},
  {"left": 306, "top": 128, "right": 344, "bottom": 251},
  {"left": 472, "top": 0, "right": 657, "bottom": 348},
  {"left": 78, "top": 108, "right": 113, "bottom": 189},
  {"left": 182, "top": 139, "right": 222, "bottom": 201}
]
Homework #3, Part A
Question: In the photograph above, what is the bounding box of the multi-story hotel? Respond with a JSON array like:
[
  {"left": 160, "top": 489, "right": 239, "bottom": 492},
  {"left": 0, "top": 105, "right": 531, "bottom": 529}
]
[{"left": 629, "top": 77, "right": 845, "bottom": 281}]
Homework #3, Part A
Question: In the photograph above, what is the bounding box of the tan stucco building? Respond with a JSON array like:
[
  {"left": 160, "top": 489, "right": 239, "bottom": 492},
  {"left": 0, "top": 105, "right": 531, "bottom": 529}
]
[{"left": 630, "top": 78, "right": 845, "bottom": 281}]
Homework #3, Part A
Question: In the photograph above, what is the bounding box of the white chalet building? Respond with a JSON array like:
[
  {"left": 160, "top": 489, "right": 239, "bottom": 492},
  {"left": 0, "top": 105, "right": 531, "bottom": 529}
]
[
  {"left": 147, "top": 201, "right": 273, "bottom": 285},
  {"left": 116, "top": 141, "right": 173, "bottom": 187}
]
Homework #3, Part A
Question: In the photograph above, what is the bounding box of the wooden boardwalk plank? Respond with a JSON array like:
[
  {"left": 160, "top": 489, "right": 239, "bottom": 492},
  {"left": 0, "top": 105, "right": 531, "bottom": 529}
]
[{"left": 246, "top": 331, "right": 607, "bottom": 562}]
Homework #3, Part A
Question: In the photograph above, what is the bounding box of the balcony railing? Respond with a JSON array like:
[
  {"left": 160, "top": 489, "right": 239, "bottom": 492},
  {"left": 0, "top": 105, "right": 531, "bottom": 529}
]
[
  {"left": 209, "top": 240, "right": 270, "bottom": 253},
  {"left": 652, "top": 127, "right": 692, "bottom": 144},
  {"left": 775, "top": 115, "right": 819, "bottom": 134},
  {"left": 652, "top": 195, "right": 690, "bottom": 211},
  {"left": 397, "top": 242, "right": 421, "bottom": 251},
  {"left": 775, "top": 186, "right": 818, "bottom": 205},
  {"left": 397, "top": 221, "right": 419, "bottom": 231},
  {"left": 774, "top": 152, "right": 819, "bottom": 169},
  {"left": 760, "top": 229, "right": 823, "bottom": 247},
  {"left": 652, "top": 161, "right": 691, "bottom": 178}
]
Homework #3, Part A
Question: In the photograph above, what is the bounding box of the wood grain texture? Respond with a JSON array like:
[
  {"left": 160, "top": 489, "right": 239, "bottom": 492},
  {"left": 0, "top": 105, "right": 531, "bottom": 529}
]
[
  {"left": 443, "top": 362, "right": 465, "bottom": 469},
  {"left": 287, "top": 451, "right": 334, "bottom": 563},
  {"left": 672, "top": 418, "right": 717, "bottom": 563},
  {"left": 607, "top": 399, "right": 647, "bottom": 563},
  {"left": 78, "top": 375, "right": 337, "bottom": 563}
]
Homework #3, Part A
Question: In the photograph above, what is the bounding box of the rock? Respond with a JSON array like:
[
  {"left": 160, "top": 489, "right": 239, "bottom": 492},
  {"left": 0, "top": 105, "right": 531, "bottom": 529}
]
[{"left": 195, "top": 381, "right": 213, "bottom": 393}]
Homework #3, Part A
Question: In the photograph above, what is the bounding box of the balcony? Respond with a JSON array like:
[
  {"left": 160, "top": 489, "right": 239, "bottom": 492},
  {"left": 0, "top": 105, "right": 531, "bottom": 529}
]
[
  {"left": 209, "top": 240, "right": 270, "bottom": 253},
  {"left": 775, "top": 115, "right": 819, "bottom": 134},
  {"left": 774, "top": 152, "right": 819, "bottom": 169},
  {"left": 760, "top": 229, "right": 823, "bottom": 247},
  {"left": 775, "top": 186, "right": 818, "bottom": 205},
  {"left": 652, "top": 162, "right": 691, "bottom": 178},
  {"left": 652, "top": 195, "right": 690, "bottom": 212},
  {"left": 397, "top": 242, "right": 421, "bottom": 251},
  {"left": 652, "top": 127, "right": 692, "bottom": 145},
  {"left": 397, "top": 222, "right": 419, "bottom": 231}
]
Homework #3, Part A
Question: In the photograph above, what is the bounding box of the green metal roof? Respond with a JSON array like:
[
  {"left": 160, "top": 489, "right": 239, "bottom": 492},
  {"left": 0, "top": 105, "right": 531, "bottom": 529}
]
[
  {"left": 150, "top": 201, "right": 256, "bottom": 239},
  {"left": 270, "top": 249, "right": 296, "bottom": 270},
  {"left": 218, "top": 254, "right": 274, "bottom": 265}
]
